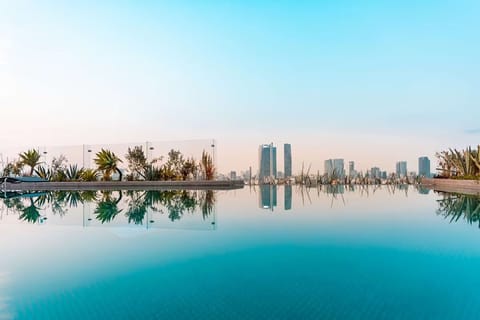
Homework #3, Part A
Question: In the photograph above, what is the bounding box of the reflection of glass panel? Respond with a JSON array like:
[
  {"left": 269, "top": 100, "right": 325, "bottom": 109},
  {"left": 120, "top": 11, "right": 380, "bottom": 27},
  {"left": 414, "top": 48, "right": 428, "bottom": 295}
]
[
  {"left": 284, "top": 185, "right": 292, "bottom": 210},
  {"left": 259, "top": 185, "right": 277, "bottom": 210},
  {"left": 0, "top": 190, "right": 217, "bottom": 231}
]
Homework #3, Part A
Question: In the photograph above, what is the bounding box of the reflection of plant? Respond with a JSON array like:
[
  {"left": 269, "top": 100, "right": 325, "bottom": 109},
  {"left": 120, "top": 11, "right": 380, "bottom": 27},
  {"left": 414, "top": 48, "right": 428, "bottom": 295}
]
[
  {"left": 437, "top": 193, "right": 480, "bottom": 227},
  {"left": 95, "top": 191, "right": 123, "bottom": 223},
  {"left": 50, "top": 192, "right": 69, "bottom": 216},
  {"left": 80, "top": 191, "right": 98, "bottom": 202},
  {"left": 3, "top": 197, "right": 25, "bottom": 213},
  {"left": 65, "top": 191, "right": 83, "bottom": 208},
  {"left": 200, "top": 190, "right": 215, "bottom": 219},
  {"left": 143, "top": 190, "right": 163, "bottom": 212},
  {"left": 19, "top": 199, "right": 42, "bottom": 223},
  {"left": 1, "top": 189, "right": 216, "bottom": 225},
  {"left": 158, "top": 190, "right": 198, "bottom": 221},
  {"left": 125, "top": 190, "right": 147, "bottom": 224}
]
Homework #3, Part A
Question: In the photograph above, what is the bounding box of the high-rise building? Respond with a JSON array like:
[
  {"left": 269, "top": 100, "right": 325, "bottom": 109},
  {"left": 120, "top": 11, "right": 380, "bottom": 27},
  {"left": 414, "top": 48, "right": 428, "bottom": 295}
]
[
  {"left": 396, "top": 161, "right": 407, "bottom": 177},
  {"left": 230, "top": 171, "right": 237, "bottom": 180},
  {"left": 258, "top": 144, "right": 277, "bottom": 180},
  {"left": 418, "top": 156, "right": 431, "bottom": 177},
  {"left": 348, "top": 161, "right": 355, "bottom": 177},
  {"left": 324, "top": 159, "right": 334, "bottom": 176},
  {"left": 325, "top": 159, "right": 345, "bottom": 178},
  {"left": 371, "top": 167, "right": 381, "bottom": 179},
  {"left": 334, "top": 159, "right": 345, "bottom": 178},
  {"left": 284, "top": 144, "right": 292, "bottom": 178},
  {"left": 381, "top": 171, "right": 388, "bottom": 180}
]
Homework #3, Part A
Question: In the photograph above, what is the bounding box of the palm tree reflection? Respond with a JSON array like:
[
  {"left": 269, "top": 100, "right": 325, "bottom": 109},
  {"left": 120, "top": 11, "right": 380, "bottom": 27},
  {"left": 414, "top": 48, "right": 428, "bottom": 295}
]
[
  {"left": 0, "top": 189, "right": 216, "bottom": 225},
  {"left": 437, "top": 192, "right": 480, "bottom": 227},
  {"left": 95, "top": 191, "right": 123, "bottom": 224},
  {"left": 19, "top": 198, "right": 43, "bottom": 223}
]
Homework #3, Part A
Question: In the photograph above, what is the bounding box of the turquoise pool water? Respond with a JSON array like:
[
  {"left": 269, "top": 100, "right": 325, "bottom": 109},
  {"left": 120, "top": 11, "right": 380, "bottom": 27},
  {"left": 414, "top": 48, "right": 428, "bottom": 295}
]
[{"left": 1, "top": 186, "right": 480, "bottom": 319}]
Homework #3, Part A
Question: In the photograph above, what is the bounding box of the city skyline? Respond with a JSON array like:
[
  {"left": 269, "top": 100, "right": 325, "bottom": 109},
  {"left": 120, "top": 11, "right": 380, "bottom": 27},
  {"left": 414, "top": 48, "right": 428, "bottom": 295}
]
[
  {"left": 1, "top": 2, "right": 479, "bottom": 319},
  {"left": 1, "top": 1, "right": 479, "bottom": 174}
]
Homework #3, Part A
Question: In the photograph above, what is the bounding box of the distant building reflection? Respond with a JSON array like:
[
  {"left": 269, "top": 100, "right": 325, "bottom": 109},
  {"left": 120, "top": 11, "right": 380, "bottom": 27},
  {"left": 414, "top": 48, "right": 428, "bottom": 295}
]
[
  {"left": 259, "top": 185, "right": 277, "bottom": 211},
  {"left": 325, "top": 185, "right": 345, "bottom": 195},
  {"left": 284, "top": 185, "right": 292, "bottom": 210},
  {"left": 417, "top": 187, "right": 431, "bottom": 195}
]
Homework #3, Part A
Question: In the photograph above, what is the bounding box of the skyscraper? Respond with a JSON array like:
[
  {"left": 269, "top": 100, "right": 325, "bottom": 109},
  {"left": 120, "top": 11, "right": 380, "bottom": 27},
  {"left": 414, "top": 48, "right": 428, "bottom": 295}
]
[
  {"left": 334, "top": 159, "right": 345, "bottom": 178},
  {"left": 418, "top": 156, "right": 431, "bottom": 177},
  {"left": 324, "top": 159, "right": 334, "bottom": 176},
  {"left": 325, "top": 159, "right": 345, "bottom": 178},
  {"left": 348, "top": 161, "right": 355, "bottom": 177},
  {"left": 258, "top": 144, "right": 277, "bottom": 181},
  {"left": 324, "top": 159, "right": 345, "bottom": 178},
  {"left": 396, "top": 161, "right": 407, "bottom": 177},
  {"left": 284, "top": 144, "right": 292, "bottom": 178},
  {"left": 371, "top": 167, "right": 381, "bottom": 179}
]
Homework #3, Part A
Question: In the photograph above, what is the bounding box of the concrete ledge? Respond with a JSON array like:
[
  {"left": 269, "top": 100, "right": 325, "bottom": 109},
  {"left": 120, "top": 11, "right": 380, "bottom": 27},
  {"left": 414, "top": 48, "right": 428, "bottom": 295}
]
[
  {"left": 421, "top": 178, "right": 480, "bottom": 196},
  {"left": 2, "top": 180, "right": 245, "bottom": 192}
]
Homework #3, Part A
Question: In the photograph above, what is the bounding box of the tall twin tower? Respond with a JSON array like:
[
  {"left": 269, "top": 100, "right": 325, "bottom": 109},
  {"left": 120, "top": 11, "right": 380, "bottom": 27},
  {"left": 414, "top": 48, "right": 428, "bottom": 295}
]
[{"left": 258, "top": 143, "right": 292, "bottom": 180}]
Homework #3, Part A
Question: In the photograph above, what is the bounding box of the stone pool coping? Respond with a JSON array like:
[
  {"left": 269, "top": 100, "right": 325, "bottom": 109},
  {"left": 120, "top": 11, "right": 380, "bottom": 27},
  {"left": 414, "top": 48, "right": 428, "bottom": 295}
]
[
  {"left": 1, "top": 180, "right": 245, "bottom": 191},
  {"left": 421, "top": 178, "right": 480, "bottom": 196}
]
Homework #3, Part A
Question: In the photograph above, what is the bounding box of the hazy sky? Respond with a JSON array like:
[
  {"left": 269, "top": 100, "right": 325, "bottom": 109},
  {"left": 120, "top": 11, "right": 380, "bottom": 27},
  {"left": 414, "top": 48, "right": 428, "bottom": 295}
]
[{"left": 1, "top": 0, "right": 479, "bottom": 174}]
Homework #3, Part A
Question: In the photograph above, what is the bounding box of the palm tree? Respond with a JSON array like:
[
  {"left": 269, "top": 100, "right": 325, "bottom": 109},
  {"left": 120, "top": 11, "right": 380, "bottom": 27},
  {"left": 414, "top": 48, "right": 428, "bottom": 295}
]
[
  {"left": 94, "top": 149, "right": 123, "bottom": 181},
  {"left": 19, "top": 149, "right": 41, "bottom": 176}
]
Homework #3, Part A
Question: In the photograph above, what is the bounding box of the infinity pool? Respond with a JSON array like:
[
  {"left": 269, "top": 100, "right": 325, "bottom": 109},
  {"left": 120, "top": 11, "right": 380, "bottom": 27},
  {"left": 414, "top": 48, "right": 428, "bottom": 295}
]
[{"left": 1, "top": 186, "right": 480, "bottom": 319}]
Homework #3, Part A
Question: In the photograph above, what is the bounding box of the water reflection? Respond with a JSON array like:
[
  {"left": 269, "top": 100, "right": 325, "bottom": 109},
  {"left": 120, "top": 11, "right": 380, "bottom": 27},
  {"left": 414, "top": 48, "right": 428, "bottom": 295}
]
[
  {"left": 0, "top": 190, "right": 216, "bottom": 230},
  {"left": 437, "top": 192, "right": 480, "bottom": 227},
  {"left": 95, "top": 191, "right": 123, "bottom": 224},
  {"left": 259, "top": 185, "right": 277, "bottom": 210},
  {"left": 284, "top": 185, "right": 292, "bottom": 211},
  {"left": 3, "top": 186, "right": 480, "bottom": 230}
]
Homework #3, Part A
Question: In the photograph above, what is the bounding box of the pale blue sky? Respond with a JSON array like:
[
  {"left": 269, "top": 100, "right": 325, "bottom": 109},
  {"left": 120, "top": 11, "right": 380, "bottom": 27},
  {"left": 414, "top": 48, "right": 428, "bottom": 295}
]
[{"left": 1, "top": 0, "right": 479, "bottom": 173}]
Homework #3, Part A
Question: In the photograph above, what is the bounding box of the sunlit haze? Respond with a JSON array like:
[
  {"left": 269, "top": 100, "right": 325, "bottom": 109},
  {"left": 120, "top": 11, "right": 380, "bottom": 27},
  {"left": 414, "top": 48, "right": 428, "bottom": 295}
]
[{"left": 1, "top": 0, "right": 479, "bottom": 174}]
